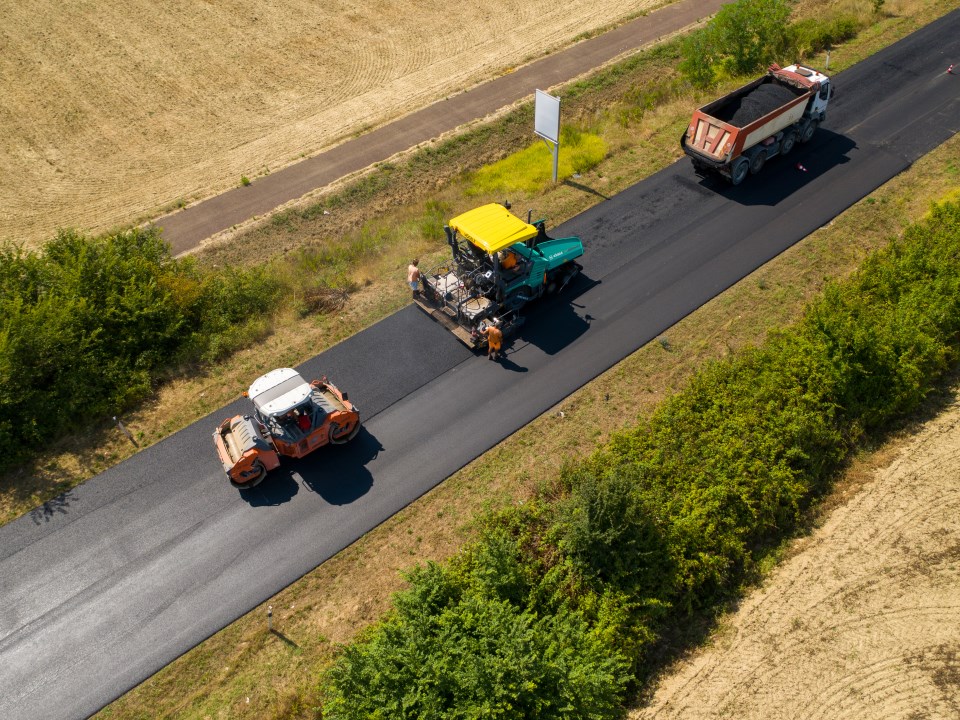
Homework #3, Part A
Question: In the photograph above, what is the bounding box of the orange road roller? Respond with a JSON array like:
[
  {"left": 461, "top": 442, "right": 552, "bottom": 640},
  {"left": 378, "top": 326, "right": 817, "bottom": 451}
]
[{"left": 213, "top": 368, "right": 361, "bottom": 488}]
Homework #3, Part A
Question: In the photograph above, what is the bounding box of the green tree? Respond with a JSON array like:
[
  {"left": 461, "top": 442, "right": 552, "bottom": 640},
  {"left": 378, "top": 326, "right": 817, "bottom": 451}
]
[
  {"left": 323, "top": 561, "right": 630, "bottom": 718},
  {"left": 0, "top": 227, "right": 281, "bottom": 470},
  {"left": 681, "top": 0, "right": 792, "bottom": 85},
  {"left": 679, "top": 27, "right": 718, "bottom": 88}
]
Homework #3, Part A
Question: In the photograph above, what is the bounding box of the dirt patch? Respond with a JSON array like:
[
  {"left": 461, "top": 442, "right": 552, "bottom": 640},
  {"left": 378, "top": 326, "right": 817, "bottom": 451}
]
[
  {"left": 633, "top": 389, "right": 960, "bottom": 720},
  {"left": 1, "top": 0, "right": 663, "bottom": 249}
]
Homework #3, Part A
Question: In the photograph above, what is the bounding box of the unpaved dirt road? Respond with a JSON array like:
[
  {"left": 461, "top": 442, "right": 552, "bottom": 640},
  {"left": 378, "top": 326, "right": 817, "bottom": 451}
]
[
  {"left": 634, "top": 392, "right": 960, "bottom": 719},
  {"left": 1, "top": 0, "right": 663, "bottom": 249}
]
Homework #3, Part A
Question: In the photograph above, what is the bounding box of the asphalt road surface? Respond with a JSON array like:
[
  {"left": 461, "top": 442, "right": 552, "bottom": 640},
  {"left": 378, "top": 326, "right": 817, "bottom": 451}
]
[{"left": 2, "top": 12, "right": 958, "bottom": 720}]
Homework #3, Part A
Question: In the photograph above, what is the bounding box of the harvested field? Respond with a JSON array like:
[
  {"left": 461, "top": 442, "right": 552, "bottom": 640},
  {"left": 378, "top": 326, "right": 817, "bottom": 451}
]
[
  {"left": 1, "top": 0, "right": 664, "bottom": 249},
  {"left": 634, "top": 388, "right": 960, "bottom": 720}
]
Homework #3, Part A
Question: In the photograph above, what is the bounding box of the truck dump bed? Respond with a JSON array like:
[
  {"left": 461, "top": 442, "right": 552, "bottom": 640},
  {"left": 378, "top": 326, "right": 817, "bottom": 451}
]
[
  {"left": 710, "top": 82, "right": 801, "bottom": 126},
  {"left": 684, "top": 67, "right": 815, "bottom": 165}
]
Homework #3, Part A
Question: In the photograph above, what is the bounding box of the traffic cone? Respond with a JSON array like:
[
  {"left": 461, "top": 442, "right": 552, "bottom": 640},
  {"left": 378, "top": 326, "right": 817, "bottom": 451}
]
[
  {"left": 796, "top": 162, "right": 808, "bottom": 172},
  {"left": 948, "top": 64, "right": 955, "bottom": 75}
]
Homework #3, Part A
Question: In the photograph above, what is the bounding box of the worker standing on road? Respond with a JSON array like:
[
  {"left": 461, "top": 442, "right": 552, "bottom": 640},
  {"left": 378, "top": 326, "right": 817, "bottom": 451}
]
[
  {"left": 407, "top": 259, "right": 421, "bottom": 298},
  {"left": 482, "top": 321, "right": 503, "bottom": 361}
]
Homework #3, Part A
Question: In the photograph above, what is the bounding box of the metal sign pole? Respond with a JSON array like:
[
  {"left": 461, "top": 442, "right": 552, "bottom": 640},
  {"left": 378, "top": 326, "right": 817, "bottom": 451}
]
[
  {"left": 534, "top": 89, "right": 561, "bottom": 184},
  {"left": 539, "top": 137, "right": 559, "bottom": 183}
]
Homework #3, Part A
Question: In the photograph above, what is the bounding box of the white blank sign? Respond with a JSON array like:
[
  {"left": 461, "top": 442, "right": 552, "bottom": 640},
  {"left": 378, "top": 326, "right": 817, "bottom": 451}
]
[{"left": 534, "top": 89, "right": 560, "bottom": 144}]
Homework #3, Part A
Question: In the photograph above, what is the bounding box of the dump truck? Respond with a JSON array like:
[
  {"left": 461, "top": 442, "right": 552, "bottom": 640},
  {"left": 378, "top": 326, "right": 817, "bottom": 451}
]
[
  {"left": 213, "top": 368, "right": 360, "bottom": 488},
  {"left": 681, "top": 63, "right": 832, "bottom": 185},
  {"left": 414, "top": 203, "right": 584, "bottom": 348}
]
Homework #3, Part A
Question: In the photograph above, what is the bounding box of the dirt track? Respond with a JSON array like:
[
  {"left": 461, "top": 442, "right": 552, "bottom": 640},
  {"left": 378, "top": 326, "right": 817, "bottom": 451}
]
[
  {"left": 1, "top": 0, "right": 662, "bottom": 248},
  {"left": 634, "top": 392, "right": 960, "bottom": 719}
]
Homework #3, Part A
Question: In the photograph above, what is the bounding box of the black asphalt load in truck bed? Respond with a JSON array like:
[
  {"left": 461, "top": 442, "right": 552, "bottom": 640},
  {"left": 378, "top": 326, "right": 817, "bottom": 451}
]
[{"left": 714, "top": 82, "right": 802, "bottom": 127}]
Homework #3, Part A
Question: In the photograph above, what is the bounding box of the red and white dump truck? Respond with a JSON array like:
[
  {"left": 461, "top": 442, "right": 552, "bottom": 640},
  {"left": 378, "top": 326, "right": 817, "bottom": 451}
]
[{"left": 681, "top": 63, "right": 832, "bottom": 185}]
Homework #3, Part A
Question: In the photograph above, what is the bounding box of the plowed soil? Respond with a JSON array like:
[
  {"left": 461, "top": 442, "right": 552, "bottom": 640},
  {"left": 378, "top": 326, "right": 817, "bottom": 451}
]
[
  {"left": 1, "top": 0, "right": 662, "bottom": 249},
  {"left": 634, "top": 391, "right": 960, "bottom": 719}
]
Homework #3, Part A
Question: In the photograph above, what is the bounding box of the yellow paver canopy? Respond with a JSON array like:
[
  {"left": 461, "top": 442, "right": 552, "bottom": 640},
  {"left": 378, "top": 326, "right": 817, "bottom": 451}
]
[{"left": 449, "top": 203, "right": 538, "bottom": 254}]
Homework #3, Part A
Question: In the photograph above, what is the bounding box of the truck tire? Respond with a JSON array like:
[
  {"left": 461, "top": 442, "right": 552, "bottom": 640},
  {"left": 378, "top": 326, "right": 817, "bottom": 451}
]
[
  {"left": 730, "top": 157, "right": 750, "bottom": 186},
  {"left": 749, "top": 150, "right": 767, "bottom": 176},
  {"left": 801, "top": 119, "right": 819, "bottom": 143},
  {"left": 781, "top": 130, "right": 797, "bottom": 155}
]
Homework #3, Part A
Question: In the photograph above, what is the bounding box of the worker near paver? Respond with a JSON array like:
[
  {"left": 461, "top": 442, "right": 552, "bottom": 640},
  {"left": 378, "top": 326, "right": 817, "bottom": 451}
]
[
  {"left": 482, "top": 321, "right": 503, "bottom": 361},
  {"left": 407, "top": 259, "right": 421, "bottom": 297},
  {"left": 498, "top": 249, "right": 518, "bottom": 271}
]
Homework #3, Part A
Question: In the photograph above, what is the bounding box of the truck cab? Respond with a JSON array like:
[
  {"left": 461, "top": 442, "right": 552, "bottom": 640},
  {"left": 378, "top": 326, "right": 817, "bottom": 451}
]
[{"left": 782, "top": 63, "right": 831, "bottom": 120}]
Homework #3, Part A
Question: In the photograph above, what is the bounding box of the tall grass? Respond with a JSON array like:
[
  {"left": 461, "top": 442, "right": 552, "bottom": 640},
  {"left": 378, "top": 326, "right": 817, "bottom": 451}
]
[{"left": 468, "top": 127, "right": 608, "bottom": 196}]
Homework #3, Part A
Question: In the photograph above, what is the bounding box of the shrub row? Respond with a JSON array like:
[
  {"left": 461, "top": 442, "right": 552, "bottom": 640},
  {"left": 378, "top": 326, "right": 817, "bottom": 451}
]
[
  {"left": 0, "top": 228, "right": 281, "bottom": 471},
  {"left": 680, "top": 0, "right": 865, "bottom": 87},
  {"left": 322, "top": 200, "right": 960, "bottom": 717}
]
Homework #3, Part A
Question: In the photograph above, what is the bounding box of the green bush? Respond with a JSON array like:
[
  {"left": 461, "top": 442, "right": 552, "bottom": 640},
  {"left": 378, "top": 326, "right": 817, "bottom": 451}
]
[
  {"left": 597, "top": 337, "right": 846, "bottom": 607},
  {"left": 323, "top": 551, "right": 630, "bottom": 719},
  {"left": 555, "top": 466, "right": 674, "bottom": 599},
  {"left": 788, "top": 16, "right": 860, "bottom": 59},
  {"left": 680, "top": 0, "right": 791, "bottom": 86},
  {"left": 0, "top": 228, "right": 282, "bottom": 470},
  {"left": 680, "top": 1, "right": 862, "bottom": 87}
]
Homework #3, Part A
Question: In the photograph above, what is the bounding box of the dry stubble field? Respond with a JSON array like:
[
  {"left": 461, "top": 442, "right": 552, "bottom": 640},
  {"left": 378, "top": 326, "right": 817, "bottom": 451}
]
[
  {"left": 1, "top": 0, "right": 663, "bottom": 248},
  {"left": 634, "top": 389, "right": 960, "bottom": 719}
]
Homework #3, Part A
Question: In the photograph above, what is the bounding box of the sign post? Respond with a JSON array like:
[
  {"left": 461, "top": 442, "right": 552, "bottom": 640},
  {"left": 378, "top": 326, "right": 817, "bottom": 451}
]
[{"left": 534, "top": 89, "right": 561, "bottom": 183}]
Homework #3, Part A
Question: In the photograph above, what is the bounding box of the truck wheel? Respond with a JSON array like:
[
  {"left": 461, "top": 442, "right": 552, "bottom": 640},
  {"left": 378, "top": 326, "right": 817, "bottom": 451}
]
[
  {"left": 781, "top": 130, "right": 797, "bottom": 156},
  {"left": 749, "top": 150, "right": 767, "bottom": 176},
  {"left": 801, "top": 119, "right": 819, "bottom": 143},
  {"left": 730, "top": 157, "right": 750, "bottom": 186},
  {"left": 546, "top": 265, "right": 579, "bottom": 295}
]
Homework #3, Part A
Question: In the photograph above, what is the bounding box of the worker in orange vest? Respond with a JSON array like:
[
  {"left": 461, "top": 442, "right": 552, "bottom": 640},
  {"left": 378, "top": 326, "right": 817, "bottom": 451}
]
[{"left": 482, "top": 320, "right": 503, "bottom": 361}]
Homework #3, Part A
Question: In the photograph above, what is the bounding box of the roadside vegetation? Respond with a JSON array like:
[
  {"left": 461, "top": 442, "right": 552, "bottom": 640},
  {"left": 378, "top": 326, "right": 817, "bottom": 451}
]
[
  {"left": 80, "top": 0, "right": 960, "bottom": 717},
  {"left": 0, "top": 230, "right": 280, "bottom": 474},
  {"left": 469, "top": 127, "right": 608, "bottom": 196}
]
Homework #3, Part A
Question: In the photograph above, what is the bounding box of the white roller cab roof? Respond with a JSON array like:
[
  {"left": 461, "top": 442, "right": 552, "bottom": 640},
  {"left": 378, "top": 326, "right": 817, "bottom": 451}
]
[{"left": 248, "top": 368, "right": 312, "bottom": 417}]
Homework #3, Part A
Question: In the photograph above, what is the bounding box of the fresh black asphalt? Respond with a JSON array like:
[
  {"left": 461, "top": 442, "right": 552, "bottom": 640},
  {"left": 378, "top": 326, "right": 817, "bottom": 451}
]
[{"left": 1, "top": 11, "right": 957, "bottom": 719}]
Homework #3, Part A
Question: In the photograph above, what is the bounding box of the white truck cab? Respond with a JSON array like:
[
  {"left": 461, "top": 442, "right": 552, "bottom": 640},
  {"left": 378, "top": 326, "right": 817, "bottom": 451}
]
[{"left": 783, "top": 64, "right": 832, "bottom": 118}]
